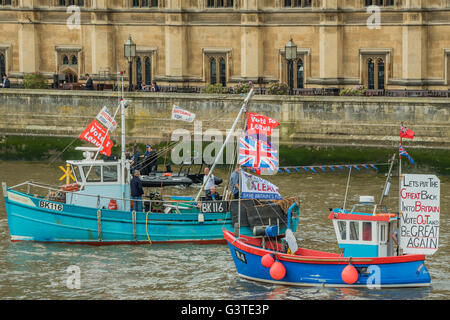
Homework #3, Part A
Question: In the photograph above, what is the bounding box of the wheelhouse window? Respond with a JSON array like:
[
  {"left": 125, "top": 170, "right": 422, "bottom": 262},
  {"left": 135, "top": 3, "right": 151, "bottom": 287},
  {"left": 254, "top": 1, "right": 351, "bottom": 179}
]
[
  {"left": 83, "top": 166, "right": 102, "bottom": 183},
  {"left": 103, "top": 165, "right": 119, "bottom": 183},
  {"left": 338, "top": 221, "right": 347, "bottom": 240},
  {"left": 362, "top": 222, "right": 373, "bottom": 241},
  {"left": 350, "top": 221, "right": 359, "bottom": 241}
]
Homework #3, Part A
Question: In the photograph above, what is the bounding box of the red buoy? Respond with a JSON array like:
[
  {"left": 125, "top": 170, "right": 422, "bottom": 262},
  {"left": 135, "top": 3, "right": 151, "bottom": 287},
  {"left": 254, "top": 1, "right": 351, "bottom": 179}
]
[
  {"left": 341, "top": 264, "right": 359, "bottom": 284},
  {"left": 108, "top": 199, "right": 118, "bottom": 210},
  {"left": 270, "top": 261, "right": 286, "bottom": 280},
  {"left": 261, "top": 254, "right": 275, "bottom": 268}
]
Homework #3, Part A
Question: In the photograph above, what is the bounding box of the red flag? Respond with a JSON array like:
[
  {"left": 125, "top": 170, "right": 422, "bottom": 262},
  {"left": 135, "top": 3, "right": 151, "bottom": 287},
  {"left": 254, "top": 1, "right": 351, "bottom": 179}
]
[
  {"left": 79, "top": 119, "right": 114, "bottom": 156},
  {"left": 247, "top": 112, "right": 280, "bottom": 136},
  {"left": 400, "top": 125, "right": 415, "bottom": 140}
]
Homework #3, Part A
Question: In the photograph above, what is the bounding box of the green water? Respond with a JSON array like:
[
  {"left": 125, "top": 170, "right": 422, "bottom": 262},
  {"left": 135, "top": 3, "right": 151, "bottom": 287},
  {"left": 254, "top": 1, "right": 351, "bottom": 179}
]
[{"left": 0, "top": 161, "right": 449, "bottom": 300}]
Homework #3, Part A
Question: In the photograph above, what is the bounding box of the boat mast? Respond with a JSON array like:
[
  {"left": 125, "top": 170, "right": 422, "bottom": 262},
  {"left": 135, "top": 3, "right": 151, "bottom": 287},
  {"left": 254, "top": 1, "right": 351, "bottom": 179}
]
[
  {"left": 120, "top": 72, "right": 126, "bottom": 186},
  {"left": 397, "top": 122, "right": 403, "bottom": 255},
  {"left": 194, "top": 87, "right": 254, "bottom": 202},
  {"left": 379, "top": 153, "right": 396, "bottom": 206}
]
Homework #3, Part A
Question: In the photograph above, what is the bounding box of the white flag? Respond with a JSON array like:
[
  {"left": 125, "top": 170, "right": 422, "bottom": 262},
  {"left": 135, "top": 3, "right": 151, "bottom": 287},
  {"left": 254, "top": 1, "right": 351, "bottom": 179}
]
[
  {"left": 96, "top": 106, "right": 117, "bottom": 132},
  {"left": 172, "top": 105, "right": 196, "bottom": 123}
]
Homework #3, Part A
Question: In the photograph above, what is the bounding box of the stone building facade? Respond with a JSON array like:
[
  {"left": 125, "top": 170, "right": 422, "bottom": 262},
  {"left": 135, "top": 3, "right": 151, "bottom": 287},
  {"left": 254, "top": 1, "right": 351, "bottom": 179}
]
[{"left": 0, "top": 0, "right": 450, "bottom": 90}]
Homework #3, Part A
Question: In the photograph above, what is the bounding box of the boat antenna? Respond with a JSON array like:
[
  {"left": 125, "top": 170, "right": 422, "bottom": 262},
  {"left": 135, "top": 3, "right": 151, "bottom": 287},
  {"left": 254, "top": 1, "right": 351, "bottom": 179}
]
[
  {"left": 194, "top": 87, "right": 254, "bottom": 202},
  {"left": 379, "top": 153, "right": 396, "bottom": 206},
  {"left": 342, "top": 166, "right": 352, "bottom": 211}
]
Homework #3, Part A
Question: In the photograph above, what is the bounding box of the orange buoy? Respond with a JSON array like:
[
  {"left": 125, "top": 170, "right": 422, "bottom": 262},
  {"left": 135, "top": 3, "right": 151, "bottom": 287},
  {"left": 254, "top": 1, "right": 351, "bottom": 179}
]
[
  {"left": 341, "top": 264, "right": 359, "bottom": 284},
  {"left": 261, "top": 254, "right": 275, "bottom": 268},
  {"left": 270, "top": 261, "right": 286, "bottom": 280}
]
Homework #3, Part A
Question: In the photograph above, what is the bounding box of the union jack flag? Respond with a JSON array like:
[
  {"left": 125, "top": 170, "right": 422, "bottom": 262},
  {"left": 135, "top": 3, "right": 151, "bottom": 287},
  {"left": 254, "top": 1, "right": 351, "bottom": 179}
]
[
  {"left": 399, "top": 145, "right": 415, "bottom": 164},
  {"left": 239, "top": 137, "right": 278, "bottom": 170}
]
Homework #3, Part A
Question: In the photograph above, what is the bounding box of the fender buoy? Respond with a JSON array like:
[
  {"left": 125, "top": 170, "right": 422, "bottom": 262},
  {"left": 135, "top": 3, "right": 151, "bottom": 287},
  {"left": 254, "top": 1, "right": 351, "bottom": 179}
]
[
  {"left": 162, "top": 173, "right": 173, "bottom": 177},
  {"left": 341, "top": 264, "right": 359, "bottom": 284},
  {"left": 108, "top": 199, "right": 118, "bottom": 210},
  {"left": 270, "top": 261, "right": 286, "bottom": 280},
  {"left": 261, "top": 254, "right": 275, "bottom": 268}
]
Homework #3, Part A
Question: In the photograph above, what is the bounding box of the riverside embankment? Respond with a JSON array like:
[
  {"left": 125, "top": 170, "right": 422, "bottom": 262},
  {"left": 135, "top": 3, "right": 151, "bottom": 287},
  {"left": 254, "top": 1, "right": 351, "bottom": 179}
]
[{"left": 0, "top": 89, "right": 449, "bottom": 173}]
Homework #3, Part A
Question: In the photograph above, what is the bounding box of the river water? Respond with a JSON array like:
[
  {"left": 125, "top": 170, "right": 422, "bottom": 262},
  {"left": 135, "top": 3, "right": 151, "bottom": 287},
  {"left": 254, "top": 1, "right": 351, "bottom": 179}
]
[{"left": 0, "top": 161, "right": 448, "bottom": 300}]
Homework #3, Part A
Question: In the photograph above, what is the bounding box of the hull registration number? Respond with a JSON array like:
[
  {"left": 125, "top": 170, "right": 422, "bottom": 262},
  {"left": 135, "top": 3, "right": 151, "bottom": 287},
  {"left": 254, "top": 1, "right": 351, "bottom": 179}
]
[{"left": 39, "top": 201, "right": 63, "bottom": 212}]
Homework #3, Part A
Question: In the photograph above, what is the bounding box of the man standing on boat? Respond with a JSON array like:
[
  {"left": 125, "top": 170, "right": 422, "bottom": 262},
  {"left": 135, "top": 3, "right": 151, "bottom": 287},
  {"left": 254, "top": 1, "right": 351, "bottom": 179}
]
[
  {"left": 144, "top": 144, "right": 158, "bottom": 174},
  {"left": 130, "top": 170, "right": 144, "bottom": 212},
  {"left": 230, "top": 167, "right": 240, "bottom": 199},
  {"left": 203, "top": 167, "right": 215, "bottom": 198}
]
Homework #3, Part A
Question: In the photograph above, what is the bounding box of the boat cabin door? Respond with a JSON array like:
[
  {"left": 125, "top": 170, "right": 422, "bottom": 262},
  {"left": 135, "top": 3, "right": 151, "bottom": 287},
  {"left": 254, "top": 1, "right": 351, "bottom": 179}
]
[{"left": 378, "top": 222, "right": 389, "bottom": 257}]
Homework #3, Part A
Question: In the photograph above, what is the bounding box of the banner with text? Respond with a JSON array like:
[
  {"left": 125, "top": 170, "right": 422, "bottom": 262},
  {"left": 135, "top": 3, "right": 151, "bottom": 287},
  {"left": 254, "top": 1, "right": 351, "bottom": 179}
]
[
  {"left": 78, "top": 119, "right": 114, "bottom": 156},
  {"left": 240, "top": 171, "right": 282, "bottom": 200},
  {"left": 400, "top": 174, "right": 440, "bottom": 255},
  {"left": 172, "top": 105, "right": 196, "bottom": 123}
]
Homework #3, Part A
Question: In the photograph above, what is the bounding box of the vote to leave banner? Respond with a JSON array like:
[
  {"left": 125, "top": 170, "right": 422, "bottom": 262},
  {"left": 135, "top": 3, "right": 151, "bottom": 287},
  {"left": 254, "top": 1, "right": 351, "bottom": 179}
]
[
  {"left": 247, "top": 112, "right": 280, "bottom": 136},
  {"left": 172, "top": 105, "right": 196, "bottom": 123},
  {"left": 78, "top": 119, "right": 114, "bottom": 156},
  {"left": 240, "top": 170, "right": 282, "bottom": 200},
  {"left": 400, "top": 174, "right": 440, "bottom": 255}
]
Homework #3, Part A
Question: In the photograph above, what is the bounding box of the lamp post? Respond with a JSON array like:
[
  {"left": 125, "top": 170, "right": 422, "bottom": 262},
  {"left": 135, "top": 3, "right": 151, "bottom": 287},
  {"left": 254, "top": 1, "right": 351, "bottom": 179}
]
[
  {"left": 285, "top": 37, "right": 297, "bottom": 95},
  {"left": 124, "top": 35, "right": 136, "bottom": 91}
]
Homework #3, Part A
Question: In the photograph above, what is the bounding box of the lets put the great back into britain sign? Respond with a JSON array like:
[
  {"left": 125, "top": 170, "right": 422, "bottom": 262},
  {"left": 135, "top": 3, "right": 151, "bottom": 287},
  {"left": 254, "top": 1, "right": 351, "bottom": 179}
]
[{"left": 400, "top": 174, "right": 440, "bottom": 255}]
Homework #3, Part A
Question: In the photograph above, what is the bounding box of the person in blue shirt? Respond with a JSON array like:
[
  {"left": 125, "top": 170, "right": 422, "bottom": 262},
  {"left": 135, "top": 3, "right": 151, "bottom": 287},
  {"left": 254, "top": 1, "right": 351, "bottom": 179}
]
[
  {"left": 130, "top": 170, "right": 144, "bottom": 212},
  {"left": 229, "top": 167, "right": 240, "bottom": 199}
]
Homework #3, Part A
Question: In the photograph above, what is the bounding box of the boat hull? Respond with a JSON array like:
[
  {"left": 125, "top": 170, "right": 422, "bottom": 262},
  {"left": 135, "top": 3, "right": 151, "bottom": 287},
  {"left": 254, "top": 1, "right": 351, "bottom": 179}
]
[
  {"left": 223, "top": 230, "right": 431, "bottom": 288},
  {"left": 3, "top": 190, "right": 299, "bottom": 245}
]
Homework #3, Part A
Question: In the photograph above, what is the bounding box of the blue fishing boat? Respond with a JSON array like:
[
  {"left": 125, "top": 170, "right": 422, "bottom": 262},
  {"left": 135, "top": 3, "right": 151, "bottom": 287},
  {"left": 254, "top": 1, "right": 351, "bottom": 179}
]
[
  {"left": 224, "top": 155, "right": 436, "bottom": 288},
  {"left": 2, "top": 85, "right": 299, "bottom": 245}
]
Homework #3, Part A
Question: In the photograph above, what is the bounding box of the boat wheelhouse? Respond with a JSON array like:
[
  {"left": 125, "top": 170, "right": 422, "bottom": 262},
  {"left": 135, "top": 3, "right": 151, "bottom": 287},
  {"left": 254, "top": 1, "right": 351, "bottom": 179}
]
[{"left": 329, "top": 196, "right": 398, "bottom": 258}]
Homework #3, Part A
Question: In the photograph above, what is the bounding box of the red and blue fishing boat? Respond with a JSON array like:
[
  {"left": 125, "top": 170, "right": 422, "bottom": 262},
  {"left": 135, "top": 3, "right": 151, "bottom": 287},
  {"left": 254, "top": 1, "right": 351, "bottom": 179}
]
[{"left": 224, "top": 151, "right": 438, "bottom": 288}]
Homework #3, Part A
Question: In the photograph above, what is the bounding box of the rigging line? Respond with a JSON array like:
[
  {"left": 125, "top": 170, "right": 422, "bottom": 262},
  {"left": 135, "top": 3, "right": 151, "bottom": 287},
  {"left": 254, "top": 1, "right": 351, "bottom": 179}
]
[{"left": 47, "top": 137, "right": 80, "bottom": 166}]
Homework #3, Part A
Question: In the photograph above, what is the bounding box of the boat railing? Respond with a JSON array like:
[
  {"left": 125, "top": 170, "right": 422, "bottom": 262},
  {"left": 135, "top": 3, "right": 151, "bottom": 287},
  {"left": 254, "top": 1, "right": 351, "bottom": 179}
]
[{"left": 6, "top": 180, "right": 259, "bottom": 207}]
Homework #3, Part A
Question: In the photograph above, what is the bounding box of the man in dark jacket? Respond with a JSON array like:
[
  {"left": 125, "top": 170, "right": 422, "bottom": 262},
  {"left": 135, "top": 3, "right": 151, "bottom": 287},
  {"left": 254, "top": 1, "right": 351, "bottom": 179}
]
[
  {"left": 1, "top": 75, "right": 10, "bottom": 88},
  {"left": 144, "top": 144, "right": 158, "bottom": 174},
  {"left": 205, "top": 187, "right": 222, "bottom": 201},
  {"left": 84, "top": 73, "right": 94, "bottom": 90},
  {"left": 130, "top": 170, "right": 144, "bottom": 212}
]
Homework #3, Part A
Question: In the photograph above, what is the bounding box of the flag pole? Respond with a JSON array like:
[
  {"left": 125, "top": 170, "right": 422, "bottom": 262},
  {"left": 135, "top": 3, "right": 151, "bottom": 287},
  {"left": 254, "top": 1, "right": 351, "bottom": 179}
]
[{"left": 398, "top": 122, "right": 403, "bottom": 256}]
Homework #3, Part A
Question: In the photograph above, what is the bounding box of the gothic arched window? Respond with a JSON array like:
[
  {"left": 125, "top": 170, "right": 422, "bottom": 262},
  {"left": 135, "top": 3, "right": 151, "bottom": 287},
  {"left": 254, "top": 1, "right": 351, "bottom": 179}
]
[
  {"left": 297, "top": 59, "right": 304, "bottom": 89},
  {"left": 368, "top": 58, "right": 375, "bottom": 90},
  {"left": 377, "top": 59, "right": 385, "bottom": 90},
  {"left": 145, "top": 57, "right": 151, "bottom": 85},
  {"left": 0, "top": 54, "right": 5, "bottom": 77},
  {"left": 219, "top": 58, "right": 226, "bottom": 86},
  {"left": 210, "top": 58, "right": 217, "bottom": 85},
  {"left": 136, "top": 57, "right": 142, "bottom": 84}
]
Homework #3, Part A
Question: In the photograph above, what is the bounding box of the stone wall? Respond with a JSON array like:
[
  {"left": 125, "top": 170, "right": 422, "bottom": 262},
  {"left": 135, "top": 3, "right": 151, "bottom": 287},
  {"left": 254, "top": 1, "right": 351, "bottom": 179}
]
[{"left": 0, "top": 89, "right": 449, "bottom": 150}]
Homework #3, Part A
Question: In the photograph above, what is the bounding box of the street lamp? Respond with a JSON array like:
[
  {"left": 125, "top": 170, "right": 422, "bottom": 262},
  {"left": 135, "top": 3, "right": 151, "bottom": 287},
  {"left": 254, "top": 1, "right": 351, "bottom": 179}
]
[
  {"left": 124, "top": 35, "right": 136, "bottom": 91},
  {"left": 285, "top": 37, "right": 297, "bottom": 95}
]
